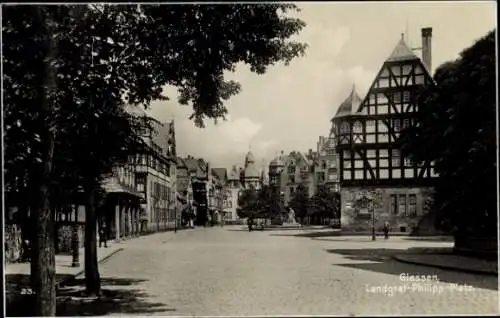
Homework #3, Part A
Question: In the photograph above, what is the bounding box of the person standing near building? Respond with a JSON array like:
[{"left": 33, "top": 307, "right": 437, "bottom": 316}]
[
  {"left": 99, "top": 223, "right": 108, "bottom": 248},
  {"left": 383, "top": 221, "right": 390, "bottom": 239}
]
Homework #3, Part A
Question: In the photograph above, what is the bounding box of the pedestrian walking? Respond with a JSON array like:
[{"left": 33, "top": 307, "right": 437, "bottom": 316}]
[
  {"left": 383, "top": 221, "right": 390, "bottom": 239},
  {"left": 99, "top": 223, "right": 108, "bottom": 248},
  {"left": 247, "top": 217, "right": 253, "bottom": 232}
]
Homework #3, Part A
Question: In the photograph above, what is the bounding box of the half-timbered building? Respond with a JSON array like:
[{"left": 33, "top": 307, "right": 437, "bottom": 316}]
[{"left": 332, "top": 28, "right": 438, "bottom": 233}]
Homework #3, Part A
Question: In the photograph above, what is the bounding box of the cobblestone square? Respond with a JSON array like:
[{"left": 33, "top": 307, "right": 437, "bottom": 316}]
[{"left": 56, "top": 227, "right": 499, "bottom": 316}]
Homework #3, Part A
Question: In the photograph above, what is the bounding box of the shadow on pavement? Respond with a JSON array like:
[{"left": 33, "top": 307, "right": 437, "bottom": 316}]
[
  {"left": 6, "top": 276, "right": 175, "bottom": 316},
  {"left": 270, "top": 230, "right": 343, "bottom": 238},
  {"left": 402, "top": 237, "right": 454, "bottom": 242},
  {"left": 327, "top": 248, "right": 498, "bottom": 291}
]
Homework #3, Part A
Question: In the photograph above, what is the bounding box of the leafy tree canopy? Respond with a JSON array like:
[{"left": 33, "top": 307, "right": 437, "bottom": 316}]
[
  {"left": 237, "top": 185, "right": 273, "bottom": 219},
  {"left": 3, "top": 3, "right": 307, "bottom": 193},
  {"left": 309, "top": 185, "right": 339, "bottom": 219}
]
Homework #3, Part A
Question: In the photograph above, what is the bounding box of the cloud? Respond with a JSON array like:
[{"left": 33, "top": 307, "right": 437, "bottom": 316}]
[
  {"left": 144, "top": 3, "right": 495, "bottom": 170},
  {"left": 221, "top": 115, "right": 262, "bottom": 144}
]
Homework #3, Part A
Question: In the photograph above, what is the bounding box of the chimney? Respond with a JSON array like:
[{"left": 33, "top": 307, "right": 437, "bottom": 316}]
[
  {"left": 308, "top": 149, "right": 312, "bottom": 156},
  {"left": 421, "top": 27, "right": 432, "bottom": 73}
]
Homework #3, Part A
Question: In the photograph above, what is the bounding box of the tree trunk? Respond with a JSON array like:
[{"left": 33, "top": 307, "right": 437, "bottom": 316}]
[
  {"left": 84, "top": 185, "right": 101, "bottom": 296},
  {"left": 31, "top": 6, "right": 58, "bottom": 316}
]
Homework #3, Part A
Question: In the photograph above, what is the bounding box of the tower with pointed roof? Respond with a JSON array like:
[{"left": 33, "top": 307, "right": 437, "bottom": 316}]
[
  {"left": 242, "top": 150, "right": 261, "bottom": 189},
  {"left": 332, "top": 28, "right": 438, "bottom": 233}
]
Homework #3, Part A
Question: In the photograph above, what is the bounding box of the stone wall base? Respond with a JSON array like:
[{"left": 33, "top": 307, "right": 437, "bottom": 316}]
[{"left": 340, "top": 185, "right": 436, "bottom": 233}]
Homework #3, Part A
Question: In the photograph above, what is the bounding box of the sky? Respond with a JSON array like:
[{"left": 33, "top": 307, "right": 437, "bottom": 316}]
[{"left": 145, "top": 1, "right": 496, "bottom": 171}]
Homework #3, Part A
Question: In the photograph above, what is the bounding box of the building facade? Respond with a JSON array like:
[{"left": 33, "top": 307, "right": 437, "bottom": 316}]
[
  {"left": 209, "top": 168, "right": 230, "bottom": 224},
  {"left": 227, "top": 166, "right": 241, "bottom": 222},
  {"left": 332, "top": 29, "right": 438, "bottom": 233},
  {"left": 313, "top": 136, "right": 340, "bottom": 193},
  {"left": 268, "top": 150, "right": 315, "bottom": 208},
  {"left": 176, "top": 157, "right": 194, "bottom": 227},
  {"left": 131, "top": 115, "right": 178, "bottom": 233},
  {"left": 182, "top": 156, "right": 210, "bottom": 226}
]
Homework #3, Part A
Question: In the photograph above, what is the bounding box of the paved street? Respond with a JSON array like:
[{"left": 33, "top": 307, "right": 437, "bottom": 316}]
[{"left": 58, "top": 226, "right": 498, "bottom": 316}]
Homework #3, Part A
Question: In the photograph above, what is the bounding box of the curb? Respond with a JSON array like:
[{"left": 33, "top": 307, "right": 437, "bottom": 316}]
[
  {"left": 392, "top": 254, "right": 498, "bottom": 276},
  {"left": 56, "top": 248, "right": 124, "bottom": 288}
]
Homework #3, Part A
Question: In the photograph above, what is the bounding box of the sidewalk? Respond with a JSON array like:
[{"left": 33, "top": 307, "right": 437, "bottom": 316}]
[
  {"left": 5, "top": 241, "right": 124, "bottom": 311},
  {"left": 393, "top": 252, "right": 498, "bottom": 276}
]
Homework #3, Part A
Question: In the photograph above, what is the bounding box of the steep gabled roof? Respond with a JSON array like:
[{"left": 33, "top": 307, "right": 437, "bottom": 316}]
[
  {"left": 211, "top": 168, "right": 228, "bottom": 183},
  {"left": 354, "top": 33, "right": 433, "bottom": 113},
  {"left": 386, "top": 35, "right": 420, "bottom": 63}
]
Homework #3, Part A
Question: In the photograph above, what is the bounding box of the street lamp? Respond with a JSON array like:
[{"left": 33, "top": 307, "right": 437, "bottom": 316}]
[{"left": 369, "top": 197, "right": 376, "bottom": 241}]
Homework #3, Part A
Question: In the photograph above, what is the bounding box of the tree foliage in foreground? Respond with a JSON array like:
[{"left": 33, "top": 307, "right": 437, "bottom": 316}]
[
  {"left": 400, "top": 29, "right": 496, "bottom": 236},
  {"left": 3, "top": 4, "right": 307, "bottom": 315}
]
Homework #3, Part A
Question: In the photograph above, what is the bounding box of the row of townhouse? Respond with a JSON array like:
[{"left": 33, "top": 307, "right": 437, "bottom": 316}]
[
  {"left": 175, "top": 157, "right": 236, "bottom": 226},
  {"left": 4, "top": 104, "right": 182, "bottom": 263},
  {"left": 98, "top": 105, "right": 180, "bottom": 240}
]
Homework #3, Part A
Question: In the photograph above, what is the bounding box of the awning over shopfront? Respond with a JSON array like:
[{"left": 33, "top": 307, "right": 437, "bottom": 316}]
[{"left": 102, "top": 176, "right": 144, "bottom": 200}]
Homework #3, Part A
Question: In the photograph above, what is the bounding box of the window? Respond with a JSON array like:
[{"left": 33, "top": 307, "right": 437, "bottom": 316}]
[
  {"left": 288, "top": 165, "right": 296, "bottom": 174},
  {"left": 392, "top": 151, "right": 400, "bottom": 167},
  {"left": 379, "top": 149, "right": 389, "bottom": 158},
  {"left": 393, "top": 119, "right": 401, "bottom": 132},
  {"left": 343, "top": 171, "right": 351, "bottom": 180},
  {"left": 409, "top": 194, "right": 417, "bottom": 216},
  {"left": 404, "top": 157, "right": 412, "bottom": 167},
  {"left": 340, "top": 122, "right": 350, "bottom": 134},
  {"left": 405, "top": 169, "right": 414, "bottom": 178},
  {"left": 368, "top": 159, "right": 376, "bottom": 167},
  {"left": 367, "top": 150, "right": 376, "bottom": 158},
  {"left": 354, "top": 170, "right": 363, "bottom": 179},
  {"left": 392, "top": 169, "right": 401, "bottom": 179},
  {"left": 366, "top": 121, "right": 375, "bottom": 133},
  {"left": 403, "top": 91, "right": 411, "bottom": 102},
  {"left": 392, "top": 92, "right": 402, "bottom": 103},
  {"left": 353, "top": 122, "right": 362, "bottom": 134},
  {"left": 354, "top": 160, "right": 363, "bottom": 168},
  {"left": 403, "top": 119, "right": 410, "bottom": 129},
  {"left": 366, "top": 135, "right": 376, "bottom": 143},
  {"left": 344, "top": 150, "right": 351, "bottom": 159},
  {"left": 390, "top": 195, "right": 397, "bottom": 214},
  {"left": 379, "top": 159, "right": 389, "bottom": 167},
  {"left": 378, "top": 105, "right": 389, "bottom": 114},
  {"left": 398, "top": 194, "right": 407, "bottom": 216},
  {"left": 379, "top": 169, "right": 389, "bottom": 179},
  {"left": 378, "top": 134, "right": 388, "bottom": 143},
  {"left": 343, "top": 160, "right": 351, "bottom": 168},
  {"left": 415, "top": 74, "right": 425, "bottom": 85},
  {"left": 329, "top": 161, "right": 336, "bottom": 169}
]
